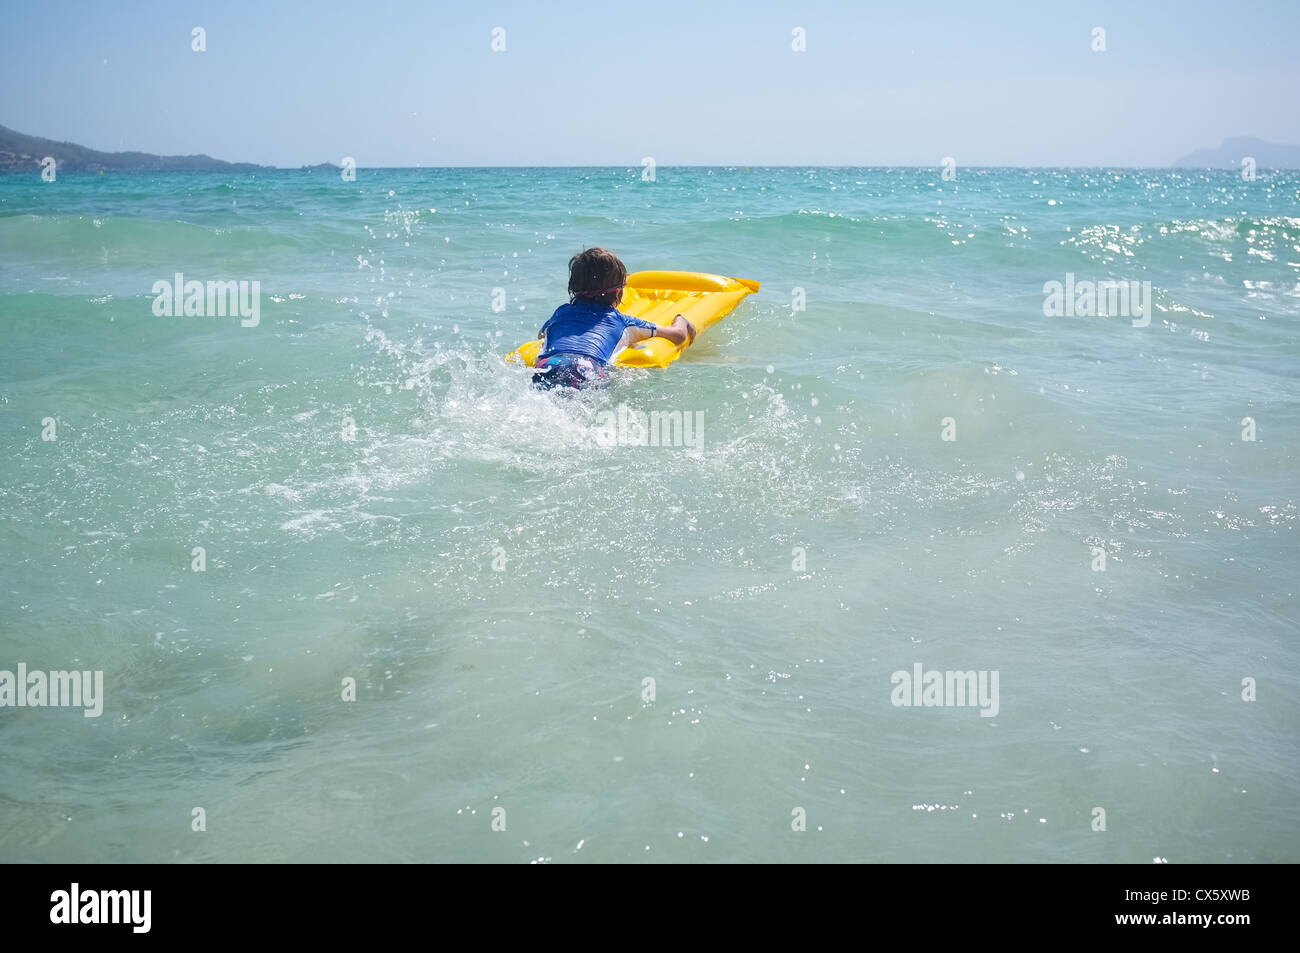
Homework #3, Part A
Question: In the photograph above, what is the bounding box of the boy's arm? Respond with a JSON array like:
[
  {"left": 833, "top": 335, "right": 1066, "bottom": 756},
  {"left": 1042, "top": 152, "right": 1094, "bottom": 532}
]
[
  {"left": 537, "top": 312, "right": 557, "bottom": 343},
  {"left": 628, "top": 314, "right": 697, "bottom": 346}
]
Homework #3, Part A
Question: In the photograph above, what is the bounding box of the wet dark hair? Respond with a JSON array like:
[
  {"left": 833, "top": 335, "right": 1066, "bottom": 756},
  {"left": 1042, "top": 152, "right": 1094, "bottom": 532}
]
[{"left": 568, "top": 247, "right": 627, "bottom": 307}]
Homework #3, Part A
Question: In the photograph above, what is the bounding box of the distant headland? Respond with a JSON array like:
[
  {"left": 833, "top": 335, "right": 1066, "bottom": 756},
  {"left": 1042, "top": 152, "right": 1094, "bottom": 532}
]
[
  {"left": 0, "top": 124, "right": 336, "bottom": 173},
  {"left": 1171, "top": 136, "right": 1300, "bottom": 170}
]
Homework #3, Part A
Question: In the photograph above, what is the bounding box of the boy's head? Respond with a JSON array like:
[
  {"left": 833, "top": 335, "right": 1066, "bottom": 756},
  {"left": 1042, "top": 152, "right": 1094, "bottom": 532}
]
[{"left": 568, "top": 247, "right": 626, "bottom": 307}]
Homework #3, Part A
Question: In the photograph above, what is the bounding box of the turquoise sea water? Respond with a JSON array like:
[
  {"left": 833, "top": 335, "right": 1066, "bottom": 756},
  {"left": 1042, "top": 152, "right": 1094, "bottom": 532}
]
[{"left": 1, "top": 167, "right": 1297, "bottom": 863}]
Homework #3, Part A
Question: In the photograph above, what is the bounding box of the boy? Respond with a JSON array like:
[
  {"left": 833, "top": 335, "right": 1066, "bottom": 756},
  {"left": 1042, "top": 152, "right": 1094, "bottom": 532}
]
[{"left": 533, "top": 247, "right": 696, "bottom": 390}]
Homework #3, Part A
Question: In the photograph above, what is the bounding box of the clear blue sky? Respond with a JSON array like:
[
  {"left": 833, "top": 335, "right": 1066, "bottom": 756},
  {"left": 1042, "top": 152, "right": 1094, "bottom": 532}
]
[{"left": 3, "top": 0, "right": 1297, "bottom": 166}]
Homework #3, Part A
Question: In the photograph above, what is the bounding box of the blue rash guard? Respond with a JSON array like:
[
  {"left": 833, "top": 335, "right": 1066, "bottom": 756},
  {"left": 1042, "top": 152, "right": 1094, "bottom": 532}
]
[{"left": 537, "top": 300, "right": 659, "bottom": 365}]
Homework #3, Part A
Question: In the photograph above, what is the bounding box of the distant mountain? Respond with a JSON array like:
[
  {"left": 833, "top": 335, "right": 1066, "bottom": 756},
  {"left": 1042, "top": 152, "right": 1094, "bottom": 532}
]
[
  {"left": 1172, "top": 136, "right": 1300, "bottom": 170},
  {"left": 0, "top": 123, "right": 273, "bottom": 172}
]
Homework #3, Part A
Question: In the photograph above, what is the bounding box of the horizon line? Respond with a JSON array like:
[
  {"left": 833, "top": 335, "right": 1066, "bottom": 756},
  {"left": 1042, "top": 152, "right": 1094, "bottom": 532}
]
[{"left": 10, "top": 163, "right": 1295, "bottom": 172}]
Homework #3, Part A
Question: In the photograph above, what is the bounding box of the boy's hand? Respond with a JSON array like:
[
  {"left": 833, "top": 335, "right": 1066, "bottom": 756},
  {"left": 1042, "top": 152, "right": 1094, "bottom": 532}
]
[{"left": 650, "top": 314, "right": 696, "bottom": 347}]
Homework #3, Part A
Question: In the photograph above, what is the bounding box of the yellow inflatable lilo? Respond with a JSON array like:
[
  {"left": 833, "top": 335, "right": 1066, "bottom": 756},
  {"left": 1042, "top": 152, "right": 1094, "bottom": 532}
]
[{"left": 506, "top": 270, "right": 760, "bottom": 370}]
